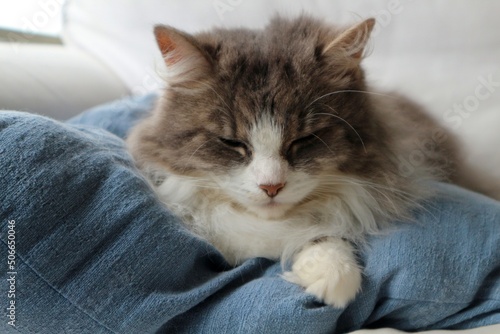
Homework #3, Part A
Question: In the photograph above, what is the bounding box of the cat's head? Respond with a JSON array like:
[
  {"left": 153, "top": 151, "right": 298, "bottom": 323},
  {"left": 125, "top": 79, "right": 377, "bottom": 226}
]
[{"left": 128, "top": 16, "right": 391, "bottom": 220}]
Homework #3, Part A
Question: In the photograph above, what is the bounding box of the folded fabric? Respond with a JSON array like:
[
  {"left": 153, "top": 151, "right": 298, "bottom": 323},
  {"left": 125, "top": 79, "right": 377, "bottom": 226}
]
[{"left": 1, "top": 96, "right": 499, "bottom": 333}]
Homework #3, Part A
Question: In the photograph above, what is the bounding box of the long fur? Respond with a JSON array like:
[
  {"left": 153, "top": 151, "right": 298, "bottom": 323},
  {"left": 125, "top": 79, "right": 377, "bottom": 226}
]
[{"left": 127, "top": 15, "right": 459, "bottom": 307}]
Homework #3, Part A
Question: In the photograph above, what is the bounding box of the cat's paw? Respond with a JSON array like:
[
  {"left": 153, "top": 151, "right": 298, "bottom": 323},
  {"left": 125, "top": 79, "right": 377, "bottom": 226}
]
[{"left": 283, "top": 239, "right": 362, "bottom": 308}]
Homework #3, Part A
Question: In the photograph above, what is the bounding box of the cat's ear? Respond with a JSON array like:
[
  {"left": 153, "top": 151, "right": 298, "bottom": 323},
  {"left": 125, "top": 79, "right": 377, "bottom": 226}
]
[
  {"left": 323, "top": 18, "right": 375, "bottom": 64},
  {"left": 154, "top": 25, "right": 212, "bottom": 87}
]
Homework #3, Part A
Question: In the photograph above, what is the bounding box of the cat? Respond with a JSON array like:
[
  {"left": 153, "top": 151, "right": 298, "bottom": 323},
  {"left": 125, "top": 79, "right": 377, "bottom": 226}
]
[{"left": 126, "top": 15, "right": 459, "bottom": 308}]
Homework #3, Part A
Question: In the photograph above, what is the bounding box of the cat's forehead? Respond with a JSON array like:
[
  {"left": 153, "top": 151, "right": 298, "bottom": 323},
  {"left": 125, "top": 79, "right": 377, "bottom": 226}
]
[
  {"left": 204, "top": 30, "right": 319, "bottom": 78},
  {"left": 189, "top": 17, "right": 365, "bottom": 138},
  {"left": 221, "top": 99, "right": 325, "bottom": 144},
  {"left": 199, "top": 37, "right": 324, "bottom": 127},
  {"left": 249, "top": 115, "right": 283, "bottom": 154}
]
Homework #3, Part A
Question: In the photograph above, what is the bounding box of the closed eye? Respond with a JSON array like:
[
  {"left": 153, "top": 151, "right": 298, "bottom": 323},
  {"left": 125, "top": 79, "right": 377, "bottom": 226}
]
[
  {"left": 287, "top": 134, "right": 317, "bottom": 156},
  {"left": 219, "top": 137, "right": 250, "bottom": 156},
  {"left": 291, "top": 134, "right": 316, "bottom": 147}
]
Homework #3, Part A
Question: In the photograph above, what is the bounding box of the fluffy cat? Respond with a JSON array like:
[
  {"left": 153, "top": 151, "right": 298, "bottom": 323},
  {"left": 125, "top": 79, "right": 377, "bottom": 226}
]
[{"left": 127, "top": 16, "right": 458, "bottom": 308}]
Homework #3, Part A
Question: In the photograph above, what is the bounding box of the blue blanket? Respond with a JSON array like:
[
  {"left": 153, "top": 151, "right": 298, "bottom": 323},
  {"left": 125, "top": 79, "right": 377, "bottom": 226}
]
[{"left": 1, "top": 95, "right": 499, "bottom": 333}]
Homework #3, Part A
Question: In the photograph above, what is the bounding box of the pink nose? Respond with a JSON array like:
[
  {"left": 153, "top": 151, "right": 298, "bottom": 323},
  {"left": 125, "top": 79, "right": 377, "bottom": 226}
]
[{"left": 259, "top": 183, "right": 285, "bottom": 197}]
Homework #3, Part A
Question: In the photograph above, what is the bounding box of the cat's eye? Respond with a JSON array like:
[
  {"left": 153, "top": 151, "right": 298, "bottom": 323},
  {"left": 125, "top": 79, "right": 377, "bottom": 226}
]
[
  {"left": 219, "top": 137, "right": 250, "bottom": 156},
  {"left": 287, "top": 134, "right": 317, "bottom": 157},
  {"left": 292, "top": 134, "right": 317, "bottom": 146}
]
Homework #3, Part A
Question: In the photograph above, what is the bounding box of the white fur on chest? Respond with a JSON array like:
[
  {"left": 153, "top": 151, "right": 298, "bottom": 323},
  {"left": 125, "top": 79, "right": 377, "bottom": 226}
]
[
  {"left": 155, "top": 173, "right": 381, "bottom": 265},
  {"left": 151, "top": 113, "right": 388, "bottom": 266},
  {"left": 156, "top": 173, "right": 297, "bottom": 263},
  {"left": 204, "top": 206, "right": 291, "bottom": 264}
]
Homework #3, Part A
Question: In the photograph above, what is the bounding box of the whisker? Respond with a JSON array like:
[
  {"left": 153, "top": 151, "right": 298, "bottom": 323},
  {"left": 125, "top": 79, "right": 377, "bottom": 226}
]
[
  {"left": 190, "top": 79, "right": 233, "bottom": 118},
  {"left": 314, "top": 175, "right": 405, "bottom": 200},
  {"left": 312, "top": 175, "right": 435, "bottom": 218},
  {"left": 306, "top": 89, "right": 400, "bottom": 109},
  {"left": 182, "top": 138, "right": 215, "bottom": 173},
  {"left": 311, "top": 133, "right": 335, "bottom": 156},
  {"left": 316, "top": 105, "right": 367, "bottom": 153}
]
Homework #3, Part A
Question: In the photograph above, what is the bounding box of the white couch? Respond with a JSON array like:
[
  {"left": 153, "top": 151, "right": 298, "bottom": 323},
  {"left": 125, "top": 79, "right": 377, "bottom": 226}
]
[{"left": 0, "top": 40, "right": 128, "bottom": 119}]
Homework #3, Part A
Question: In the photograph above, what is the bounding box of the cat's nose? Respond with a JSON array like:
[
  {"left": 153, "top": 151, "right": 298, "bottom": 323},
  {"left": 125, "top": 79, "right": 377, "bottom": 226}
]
[{"left": 259, "top": 183, "right": 285, "bottom": 197}]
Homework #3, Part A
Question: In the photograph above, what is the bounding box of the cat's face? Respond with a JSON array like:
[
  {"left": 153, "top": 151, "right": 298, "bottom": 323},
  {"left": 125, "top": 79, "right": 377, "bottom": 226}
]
[{"left": 129, "top": 16, "right": 385, "bottom": 220}]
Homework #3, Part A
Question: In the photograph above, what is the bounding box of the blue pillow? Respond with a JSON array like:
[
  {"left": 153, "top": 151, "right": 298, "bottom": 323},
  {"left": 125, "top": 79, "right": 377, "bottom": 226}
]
[
  {"left": 66, "top": 93, "right": 158, "bottom": 139},
  {"left": 1, "top": 95, "right": 499, "bottom": 333}
]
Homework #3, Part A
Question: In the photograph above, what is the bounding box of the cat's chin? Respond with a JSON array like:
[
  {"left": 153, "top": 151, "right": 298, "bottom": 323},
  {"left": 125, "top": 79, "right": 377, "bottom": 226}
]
[{"left": 246, "top": 202, "right": 293, "bottom": 220}]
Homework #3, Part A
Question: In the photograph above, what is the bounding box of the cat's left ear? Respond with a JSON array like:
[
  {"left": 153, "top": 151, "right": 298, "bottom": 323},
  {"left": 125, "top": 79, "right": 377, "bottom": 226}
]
[{"left": 323, "top": 18, "right": 375, "bottom": 64}]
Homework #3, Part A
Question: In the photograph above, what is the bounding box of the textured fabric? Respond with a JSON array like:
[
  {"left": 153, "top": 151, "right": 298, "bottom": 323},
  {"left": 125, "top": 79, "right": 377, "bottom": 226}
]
[
  {"left": 66, "top": 93, "right": 157, "bottom": 138},
  {"left": 1, "top": 97, "right": 500, "bottom": 333}
]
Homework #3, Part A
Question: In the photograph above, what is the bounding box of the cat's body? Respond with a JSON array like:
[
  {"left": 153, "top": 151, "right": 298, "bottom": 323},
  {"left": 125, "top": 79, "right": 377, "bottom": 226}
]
[{"left": 127, "top": 16, "right": 458, "bottom": 307}]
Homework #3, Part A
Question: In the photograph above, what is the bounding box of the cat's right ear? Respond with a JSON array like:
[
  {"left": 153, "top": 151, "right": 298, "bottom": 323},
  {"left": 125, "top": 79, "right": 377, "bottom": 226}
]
[
  {"left": 154, "top": 25, "right": 212, "bottom": 87},
  {"left": 322, "top": 18, "right": 375, "bottom": 67}
]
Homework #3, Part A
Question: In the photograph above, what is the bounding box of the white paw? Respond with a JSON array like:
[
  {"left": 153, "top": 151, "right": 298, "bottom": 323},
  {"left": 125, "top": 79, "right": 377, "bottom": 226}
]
[{"left": 283, "top": 239, "right": 362, "bottom": 308}]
